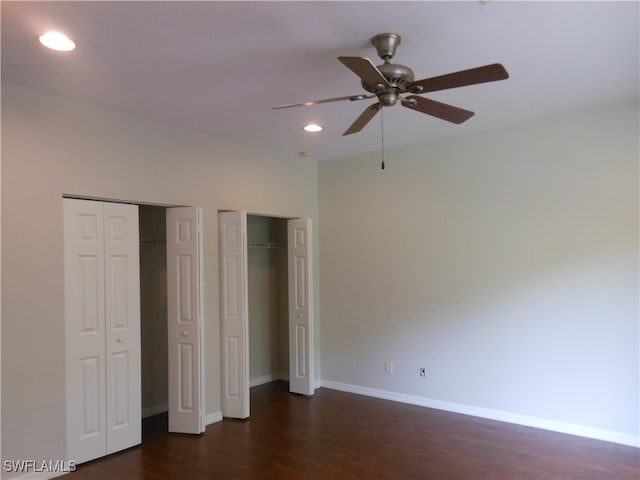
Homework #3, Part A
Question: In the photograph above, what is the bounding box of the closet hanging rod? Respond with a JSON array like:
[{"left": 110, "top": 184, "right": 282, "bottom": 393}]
[
  {"left": 247, "top": 241, "right": 286, "bottom": 249},
  {"left": 139, "top": 238, "right": 166, "bottom": 245}
]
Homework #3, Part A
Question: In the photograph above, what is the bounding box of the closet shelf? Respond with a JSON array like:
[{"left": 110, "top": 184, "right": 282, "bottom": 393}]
[{"left": 248, "top": 241, "right": 286, "bottom": 249}]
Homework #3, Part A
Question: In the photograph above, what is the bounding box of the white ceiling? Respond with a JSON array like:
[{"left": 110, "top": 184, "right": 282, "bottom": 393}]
[{"left": 2, "top": 1, "right": 638, "bottom": 162}]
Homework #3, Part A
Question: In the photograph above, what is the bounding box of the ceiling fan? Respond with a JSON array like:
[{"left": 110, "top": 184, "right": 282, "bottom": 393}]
[{"left": 273, "top": 33, "right": 509, "bottom": 136}]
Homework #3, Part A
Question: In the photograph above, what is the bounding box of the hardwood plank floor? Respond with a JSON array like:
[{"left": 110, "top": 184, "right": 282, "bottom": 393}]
[{"left": 70, "top": 381, "right": 639, "bottom": 479}]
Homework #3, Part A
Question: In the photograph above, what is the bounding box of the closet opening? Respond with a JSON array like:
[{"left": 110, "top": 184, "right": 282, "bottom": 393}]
[
  {"left": 139, "top": 205, "right": 169, "bottom": 423},
  {"left": 220, "top": 210, "right": 313, "bottom": 419},
  {"left": 139, "top": 203, "right": 205, "bottom": 435},
  {"left": 247, "top": 214, "right": 289, "bottom": 389}
]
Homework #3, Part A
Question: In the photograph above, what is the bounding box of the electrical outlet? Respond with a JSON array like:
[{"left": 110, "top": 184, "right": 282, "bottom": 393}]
[
  {"left": 419, "top": 367, "right": 426, "bottom": 377},
  {"left": 385, "top": 361, "right": 393, "bottom": 374}
]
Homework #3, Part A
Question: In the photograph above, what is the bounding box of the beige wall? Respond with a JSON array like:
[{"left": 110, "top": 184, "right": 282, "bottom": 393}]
[
  {"left": 319, "top": 102, "right": 639, "bottom": 442},
  {"left": 1, "top": 83, "right": 319, "bottom": 470}
]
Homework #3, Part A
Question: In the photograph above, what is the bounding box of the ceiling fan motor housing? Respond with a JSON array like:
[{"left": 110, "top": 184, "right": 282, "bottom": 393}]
[{"left": 361, "top": 62, "right": 415, "bottom": 102}]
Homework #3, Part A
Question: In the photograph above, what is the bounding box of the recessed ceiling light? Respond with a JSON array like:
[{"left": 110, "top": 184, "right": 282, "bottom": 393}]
[
  {"left": 39, "top": 31, "right": 76, "bottom": 51},
  {"left": 303, "top": 123, "right": 323, "bottom": 133},
  {"left": 300, "top": 151, "right": 314, "bottom": 157}
]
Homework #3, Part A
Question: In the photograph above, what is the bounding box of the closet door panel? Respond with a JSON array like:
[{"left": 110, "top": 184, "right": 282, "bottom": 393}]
[
  {"left": 288, "top": 218, "right": 314, "bottom": 396},
  {"left": 64, "top": 199, "right": 107, "bottom": 464},
  {"left": 80, "top": 356, "right": 102, "bottom": 434},
  {"left": 219, "top": 211, "right": 250, "bottom": 418},
  {"left": 167, "top": 207, "right": 204, "bottom": 434},
  {"left": 104, "top": 202, "right": 141, "bottom": 454}
]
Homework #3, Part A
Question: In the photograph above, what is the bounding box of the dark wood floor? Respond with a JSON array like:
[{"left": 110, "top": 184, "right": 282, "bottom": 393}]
[{"left": 70, "top": 381, "right": 638, "bottom": 479}]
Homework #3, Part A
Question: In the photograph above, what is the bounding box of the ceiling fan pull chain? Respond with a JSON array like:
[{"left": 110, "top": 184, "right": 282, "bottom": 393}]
[{"left": 381, "top": 106, "right": 385, "bottom": 170}]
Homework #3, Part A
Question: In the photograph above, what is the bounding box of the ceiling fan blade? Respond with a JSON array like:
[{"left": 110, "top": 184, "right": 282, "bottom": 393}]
[
  {"left": 343, "top": 102, "right": 382, "bottom": 136},
  {"left": 402, "top": 95, "right": 474, "bottom": 124},
  {"left": 407, "top": 63, "right": 509, "bottom": 94},
  {"left": 272, "top": 94, "right": 375, "bottom": 110},
  {"left": 338, "top": 56, "right": 392, "bottom": 90}
]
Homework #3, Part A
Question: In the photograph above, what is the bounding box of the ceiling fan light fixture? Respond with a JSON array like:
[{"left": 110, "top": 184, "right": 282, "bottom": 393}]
[
  {"left": 303, "top": 123, "right": 323, "bottom": 133},
  {"left": 39, "top": 31, "right": 76, "bottom": 51}
]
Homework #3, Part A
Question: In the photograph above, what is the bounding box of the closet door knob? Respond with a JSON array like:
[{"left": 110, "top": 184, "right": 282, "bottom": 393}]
[
  {"left": 297, "top": 313, "right": 303, "bottom": 319},
  {"left": 117, "top": 337, "right": 124, "bottom": 343},
  {"left": 181, "top": 331, "right": 189, "bottom": 337}
]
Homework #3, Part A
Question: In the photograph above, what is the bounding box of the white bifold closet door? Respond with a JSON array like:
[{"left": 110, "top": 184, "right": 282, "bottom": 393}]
[
  {"left": 287, "top": 218, "right": 314, "bottom": 396},
  {"left": 64, "top": 199, "right": 141, "bottom": 464},
  {"left": 219, "top": 211, "right": 249, "bottom": 419},
  {"left": 219, "top": 211, "right": 314, "bottom": 419},
  {"left": 166, "top": 207, "right": 205, "bottom": 434}
]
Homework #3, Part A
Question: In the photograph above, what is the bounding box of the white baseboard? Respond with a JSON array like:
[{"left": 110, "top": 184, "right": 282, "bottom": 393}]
[
  {"left": 142, "top": 403, "right": 168, "bottom": 418},
  {"left": 205, "top": 411, "right": 223, "bottom": 426},
  {"left": 143, "top": 405, "right": 221, "bottom": 427},
  {"left": 320, "top": 380, "right": 639, "bottom": 448}
]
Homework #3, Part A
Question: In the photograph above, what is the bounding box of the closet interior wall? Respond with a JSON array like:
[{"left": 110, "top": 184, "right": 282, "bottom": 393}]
[
  {"left": 247, "top": 215, "right": 289, "bottom": 387},
  {"left": 139, "top": 205, "right": 168, "bottom": 416}
]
